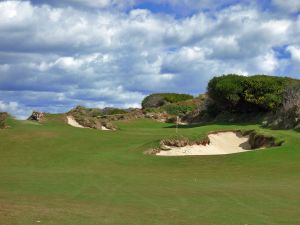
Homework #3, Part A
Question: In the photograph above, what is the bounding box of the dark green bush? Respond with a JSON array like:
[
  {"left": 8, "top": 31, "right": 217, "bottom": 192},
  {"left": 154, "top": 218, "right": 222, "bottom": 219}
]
[
  {"left": 142, "top": 93, "right": 193, "bottom": 109},
  {"left": 207, "top": 74, "right": 299, "bottom": 113},
  {"left": 242, "top": 76, "right": 288, "bottom": 111},
  {"left": 160, "top": 93, "right": 194, "bottom": 103},
  {"left": 208, "top": 74, "right": 245, "bottom": 111},
  {"left": 162, "top": 104, "right": 195, "bottom": 116}
]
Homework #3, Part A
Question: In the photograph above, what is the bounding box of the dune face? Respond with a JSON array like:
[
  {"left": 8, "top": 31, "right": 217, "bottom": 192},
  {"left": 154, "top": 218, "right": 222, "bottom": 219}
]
[
  {"left": 67, "top": 116, "right": 85, "bottom": 128},
  {"left": 67, "top": 116, "right": 111, "bottom": 130},
  {"left": 157, "top": 132, "right": 251, "bottom": 156},
  {"left": 101, "top": 126, "right": 110, "bottom": 130}
]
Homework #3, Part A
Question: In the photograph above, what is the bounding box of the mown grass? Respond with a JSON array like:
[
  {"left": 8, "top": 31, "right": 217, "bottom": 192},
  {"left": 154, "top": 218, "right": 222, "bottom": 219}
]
[{"left": 0, "top": 115, "right": 299, "bottom": 225}]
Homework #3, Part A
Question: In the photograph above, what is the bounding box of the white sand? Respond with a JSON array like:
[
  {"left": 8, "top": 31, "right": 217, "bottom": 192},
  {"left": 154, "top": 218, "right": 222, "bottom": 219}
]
[
  {"left": 67, "top": 116, "right": 84, "bottom": 128},
  {"left": 156, "top": 132, "right": 251, "bottom": 156},
  {"left": 101, "top": 126, "right": 110, "bottom": 130},
  {"left": 67, "top": 116, "right": 111, "bottom": 130}
]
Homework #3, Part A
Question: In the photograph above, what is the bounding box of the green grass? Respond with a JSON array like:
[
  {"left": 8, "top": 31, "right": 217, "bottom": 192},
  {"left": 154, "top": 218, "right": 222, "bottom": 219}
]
[{"left": 0, "top": 115, "right": 299, "bottom": 225}]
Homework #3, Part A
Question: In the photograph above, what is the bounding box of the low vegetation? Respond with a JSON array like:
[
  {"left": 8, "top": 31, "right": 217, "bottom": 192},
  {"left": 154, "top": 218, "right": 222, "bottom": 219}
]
[
  {"left": 144, "top": 95, "right": 206, "bottom": 120},
  {"left": 0, "top": 112, "right": 8, "bottom": 128},
  {"left": 180, "top": 74, "right": 300, "bottom": 130},
  {"left": 207, "top": 74, "right": 299, "bottom": 113},
  {"left": 142, "top": 93, "right": 194, "bottom": 109},
  {"left": 102, "top": 107, "right": 128, "bottom": 115},
  {"left": 67, "top": 106, "right": 117, "bottom": 130}
]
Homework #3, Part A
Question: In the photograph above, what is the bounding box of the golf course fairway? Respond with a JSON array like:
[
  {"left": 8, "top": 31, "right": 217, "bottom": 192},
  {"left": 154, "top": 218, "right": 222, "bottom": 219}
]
[{"left": 0, "top": 115, "right": 299, "bottom": 225}]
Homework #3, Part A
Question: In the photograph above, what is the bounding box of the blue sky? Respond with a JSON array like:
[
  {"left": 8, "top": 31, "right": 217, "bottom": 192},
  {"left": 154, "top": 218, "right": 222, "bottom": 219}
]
[{"left": 0, "top": 0, "right": 300, "bottom": 118}]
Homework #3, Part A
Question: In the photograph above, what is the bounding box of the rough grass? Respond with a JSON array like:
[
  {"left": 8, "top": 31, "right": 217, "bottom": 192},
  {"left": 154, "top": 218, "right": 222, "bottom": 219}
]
[{"left": 0, "top": 115, "right": 299, "bottom": 225}]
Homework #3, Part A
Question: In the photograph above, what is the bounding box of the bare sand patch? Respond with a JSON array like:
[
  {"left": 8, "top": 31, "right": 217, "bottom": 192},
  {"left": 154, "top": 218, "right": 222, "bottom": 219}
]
[
  {"left": 101, "top": 126, "right": 110, "bottom": 131},
  {"left": 156, "top": 132, "right": 251, "bottom": 156},
  {"left": 66, "top": 116, "right": 112, "bottom": 130},
  {"left": 67, "top": 116, "right": 84, "bottom": 128}
]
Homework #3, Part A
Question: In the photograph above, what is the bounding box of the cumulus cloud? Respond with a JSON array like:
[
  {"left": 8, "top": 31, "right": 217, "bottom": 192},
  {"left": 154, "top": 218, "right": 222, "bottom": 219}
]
[
  {"left": 29, "top": 0, "right": 245, "bottom": 12},
  {"left": 30, "top": 0, "right": 135, "bottom": 10},
  {"left": 0, "top": 0, "right": 300, "bottom": 118},
  {"left": 287, "top": 45, "right": 300, "bottom": 61},
  {"left": 0, "top": 101, "right": 18, "bottom": 112},
  {"left": 286, "top": 45, "right": 300, "bottom": 73},
  {"left": 272, "top": 0, "right": 300, "bottom": 13},
  {"left": 0, "top": 100, "right": 30, "bottom": 119}
]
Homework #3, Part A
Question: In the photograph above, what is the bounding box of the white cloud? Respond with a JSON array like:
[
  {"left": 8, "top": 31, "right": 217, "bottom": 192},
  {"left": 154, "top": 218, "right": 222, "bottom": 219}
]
[
  {"left": 272, "top": 0, "right": 300, "bottom": 13},
  {"left": 0, "top": 101, "right": 18, "bottom": 111},
  {"left": 0, "top": 1, "right": 300, "bottom": 118},
  {"left": 0, "top": 100, "right": 30, "bottom": 119},
  {"left": 0, "top": 1, "right": 33, "bottom": 24},
  {"left": 254, "top": 51, "right": 279, "bottom": 73},
  {"left": 35, "top": 0, "right": 135, "bottom": 10},
  {"left": 0, "top": 64, "right": 10, "bottom": 72},
  {"left": 286, "top": 45, "right": 300, "bottom": 74},
  {"left": 287, "top": 45, "right": 300, "bottom": 61},
  {"left": 68, "top": 0, "right": 112, "bottom": 8}
]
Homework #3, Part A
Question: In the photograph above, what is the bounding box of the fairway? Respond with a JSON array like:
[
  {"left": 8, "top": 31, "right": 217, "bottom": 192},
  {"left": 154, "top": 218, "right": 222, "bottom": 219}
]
[{"left": 0, "top": 115, "right": 299, "bottom": 225}]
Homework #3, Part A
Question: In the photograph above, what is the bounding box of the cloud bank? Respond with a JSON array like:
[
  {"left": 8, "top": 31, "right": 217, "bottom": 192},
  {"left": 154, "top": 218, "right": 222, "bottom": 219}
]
[{"left": 0, "top": 0, "right": 299, "bottom": 118}]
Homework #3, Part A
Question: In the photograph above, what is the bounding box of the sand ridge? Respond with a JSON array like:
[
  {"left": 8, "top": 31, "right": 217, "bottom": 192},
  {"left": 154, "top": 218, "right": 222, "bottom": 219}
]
[
  {"left": 66, "top": 116, "right": 111, "bottom": 130},
  {"left": 67, "top": 116, "right": 84, "bottom": 128},
  {"left": 157, "top": 131, "right": 251, "bottom": 156}
]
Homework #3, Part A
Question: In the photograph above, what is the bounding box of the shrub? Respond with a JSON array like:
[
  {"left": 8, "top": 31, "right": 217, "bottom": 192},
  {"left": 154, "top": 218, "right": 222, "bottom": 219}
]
[
  {"left": 205, "top": 97, "right": 222, "bottom": 117},
  {"left": 242, "top": 76, "right": 288, "bottom": 111},
  {"left": 0, "top": 112, "right": 8, "bottom": 128},
  {"left": 207, "top": 74, "right": 299, "bottom": 114},
  {"left": 144, "top": 107, "right": 164, "bottom": 113},
  {"left": 208, "top": 74, "right": 245, "bottom": 111},
  {"left": 142, "top": 93, "right": 193, "bottom": 109},
  {"left": 89, "top": 108, "right": 103, "bottom": 117},
  {"left": 162, "top": 104, "right": 195, "bottom": 116},
  {"left": 142, "top": 95, "right": 167, "bottom": 109},
  {"left": 68, "top": 105, "right": 127, "bottom": 118},
  {"left": 102, "top": 108, "right": 127, "bottom": 115},
  {"left": 160, "top": 93, "right": 194, "bottom": 103}
]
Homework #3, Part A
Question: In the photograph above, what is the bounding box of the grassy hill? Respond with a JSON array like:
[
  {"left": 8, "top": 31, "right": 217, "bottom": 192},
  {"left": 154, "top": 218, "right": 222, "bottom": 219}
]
[{"left": 0, "top": 114, "right": 299, "bottom": 224}]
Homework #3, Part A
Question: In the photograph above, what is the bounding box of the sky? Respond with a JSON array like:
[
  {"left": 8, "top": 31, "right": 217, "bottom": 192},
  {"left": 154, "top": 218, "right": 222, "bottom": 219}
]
[{"left": 0, "top": 0, "right": 300, "bottom": 118}]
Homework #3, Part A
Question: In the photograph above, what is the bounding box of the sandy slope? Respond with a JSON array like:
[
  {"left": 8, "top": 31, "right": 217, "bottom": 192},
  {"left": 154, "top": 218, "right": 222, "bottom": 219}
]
[
  {"left": 157, "top": 132, "right": 251, "bottom": 156},
  {"left": 101, "top": 126, "right": 110, "bottom": 130},
  {"left": 67, "top": 116, "right": 85, "bottom": 128},
  {"left": 67, "top": 116, "right": 111, "bottom": 130}
]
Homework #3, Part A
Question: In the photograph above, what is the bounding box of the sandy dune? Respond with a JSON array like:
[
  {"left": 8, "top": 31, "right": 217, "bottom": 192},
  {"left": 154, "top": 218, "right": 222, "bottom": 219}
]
[
  {"left": 67, "top": 116, "right": 84, "bottom": 128},
  {"left": 101, "top": 126, "right": 110, "bottom": 130},
  {"left": 157, "top": 132, "right": 251, "bottom": 156},
  {"left": 67, "top": 116, "right": 111, "bottom": 130}
]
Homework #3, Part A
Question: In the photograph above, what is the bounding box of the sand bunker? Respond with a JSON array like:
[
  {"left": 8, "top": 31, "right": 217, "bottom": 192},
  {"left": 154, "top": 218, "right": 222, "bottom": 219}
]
[
  {"left": 66, "top": 116, "right": 111, "bottom": 130},
  {"left": 157, "top": 132, "right": 251, "bottom": 156}
]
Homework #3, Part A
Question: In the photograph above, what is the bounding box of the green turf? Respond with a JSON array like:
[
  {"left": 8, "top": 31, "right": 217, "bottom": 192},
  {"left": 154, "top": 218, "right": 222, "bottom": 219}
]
[{"left": 0, "top": 115, "right": 299, "bottom": 225}]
